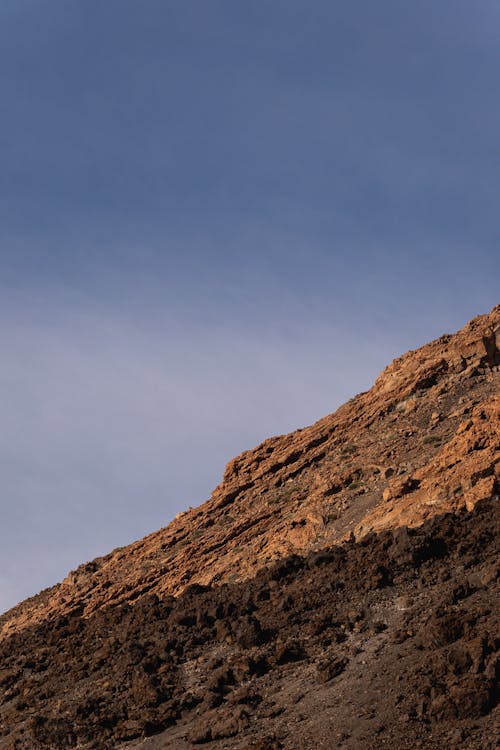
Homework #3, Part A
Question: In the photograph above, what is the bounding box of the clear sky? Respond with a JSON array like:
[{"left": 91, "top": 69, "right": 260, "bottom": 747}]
[{"left": 1, "top": 1, "right": 499, "bottom": 613}]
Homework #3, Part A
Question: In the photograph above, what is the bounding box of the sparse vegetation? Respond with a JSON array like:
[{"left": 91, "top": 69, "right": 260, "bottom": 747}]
[
  {"left": 349, "top": 480, "right": 363, "bottom": 491},
  {"left": 340, "top": 442, "right": 358, "bottom": 456},
  {"left": 191, "top": 529, "right": 205, "bottom": 540},
  {"left": 268, "top": 484, "right": 303, "bottom": 505},
  {"left": 423, "top": 434, "right": 442, "bottom": 445}
]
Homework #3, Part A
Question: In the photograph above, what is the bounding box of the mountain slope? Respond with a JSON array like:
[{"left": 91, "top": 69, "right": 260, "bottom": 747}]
[
  {"left": 2, "top": 307, "right": 498, "bottom": 639},
  {"left": 1, "top": 498, "right": 498, "bottom": 750},
  {"left": 0, "top": 307, "right": 499, "bottom": 749}
]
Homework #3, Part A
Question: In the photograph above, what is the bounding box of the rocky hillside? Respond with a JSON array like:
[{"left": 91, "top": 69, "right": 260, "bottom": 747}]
[
  {"left": 0, "top": 306, "right": 498, "bottom": 749},
  {"left": 2, "top": 307, "right": 498, "bottom": 639}
]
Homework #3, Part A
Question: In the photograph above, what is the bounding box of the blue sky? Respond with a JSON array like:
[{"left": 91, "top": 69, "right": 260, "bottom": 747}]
[{"left": 1, "top": 1, "right": 499, "bottom": 613}]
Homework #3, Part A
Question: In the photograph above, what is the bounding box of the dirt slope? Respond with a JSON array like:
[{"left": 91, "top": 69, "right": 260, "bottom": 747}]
[{"left": 0, "top": 306, "right": 499, "bottom": 749}]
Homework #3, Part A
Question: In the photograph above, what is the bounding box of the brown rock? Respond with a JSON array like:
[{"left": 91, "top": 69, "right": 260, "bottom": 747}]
[
  {"left": 2, "top": 306, "right": 499, "bottom": 642},
  {"left": 1, "top": 305, "right": 499, "bottom": 750},
  {"left": 317, "top": 655, "right": 349, "bottom": 682}
]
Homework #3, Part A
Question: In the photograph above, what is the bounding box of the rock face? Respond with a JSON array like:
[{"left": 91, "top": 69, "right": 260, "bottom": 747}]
[
  {"left": 0, "top": 306, "right": 498, "bottom": 749},
  {"left": 2, "top": 306, "right": 498, "bottom": 638}
]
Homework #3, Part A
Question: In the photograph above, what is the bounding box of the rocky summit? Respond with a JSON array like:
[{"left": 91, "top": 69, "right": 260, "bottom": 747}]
[{"left": 0, "top": 307, "right": 498, "bottom": 749}]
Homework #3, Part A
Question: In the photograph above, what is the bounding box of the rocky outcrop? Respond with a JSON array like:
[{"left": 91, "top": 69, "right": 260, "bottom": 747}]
[
  {"left": 0, "top": 305, "right": 499, "bottom": 750},
  {"left": 0, "top": 497, "right": 498, "bottom": 749},
  {"left": 358, "top": 394, "right": 499, "bottom": 535},
  {"left": 1, "top": 306, "right": 498, "bottom": 642}
]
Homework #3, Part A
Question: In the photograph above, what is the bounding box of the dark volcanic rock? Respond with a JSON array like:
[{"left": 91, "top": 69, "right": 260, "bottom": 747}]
[
  {"left": 2, "top": 307, "right": 499, "bottom": 641},
  {"left": 0, "top": 307, "right": 499, "bottom": 749},
  {"left": 0, "top": 498, "right": 498, "bottom": 749}
]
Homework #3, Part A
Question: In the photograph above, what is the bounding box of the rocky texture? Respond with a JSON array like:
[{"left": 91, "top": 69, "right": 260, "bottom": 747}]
[
  {"left": 2, "top": 307, "right": 498, "bottom": 642},
  {"left": 0, "top": 498, "right": 498, "bottom": 749},
  {"left": 0, "top": 306, "right": 499, "bottom": 748}
]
